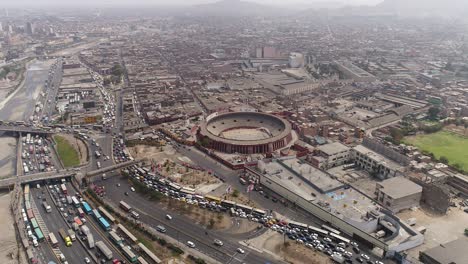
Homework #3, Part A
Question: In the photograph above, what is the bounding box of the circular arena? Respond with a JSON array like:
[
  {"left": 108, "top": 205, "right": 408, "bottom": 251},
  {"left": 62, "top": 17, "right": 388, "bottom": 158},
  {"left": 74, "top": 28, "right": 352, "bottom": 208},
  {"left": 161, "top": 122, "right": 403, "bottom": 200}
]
[{"left": 197, "top": 112, "right": 293, "bottom": 154}]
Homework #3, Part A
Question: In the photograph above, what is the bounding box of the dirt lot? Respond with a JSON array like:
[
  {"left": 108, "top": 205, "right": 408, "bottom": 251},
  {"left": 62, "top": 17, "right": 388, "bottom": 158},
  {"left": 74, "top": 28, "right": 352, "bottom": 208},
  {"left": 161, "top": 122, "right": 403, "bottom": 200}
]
[
  {"left": 58, "top": 133, "right": 88, "bottom": 165},
  {"left": 129, "top": 144, "right": 221, "bottom": 189},
  {"left": 398, "top": 203, "right": 468, "bottom": 259},
  {"left": 162, "top": 199, "right": 231, "bottom": 230},
  {"left": 0, "top": 192, "right": 21, "bottom": 264}
]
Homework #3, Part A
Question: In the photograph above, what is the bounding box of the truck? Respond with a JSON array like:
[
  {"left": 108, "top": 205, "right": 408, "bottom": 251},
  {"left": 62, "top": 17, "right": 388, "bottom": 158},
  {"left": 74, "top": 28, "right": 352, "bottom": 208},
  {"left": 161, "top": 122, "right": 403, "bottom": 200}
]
[
  {"left": 49, "top": 232, "right": 59, "bottom": 248},
  {"left": 96, "top": 241, "right": 113, "bottom": 260},
  {"left": 67, "top": 229, "right": 76, "bottom": 241},
  {"left": 60, "top": 184, "right": 67, "bottom": 194},
  {"left": 80, "top": 225, "right": 91, "bottom": 236},
  {"left": 87, "top": 234, "right": 95, "bottom": 249},
  {"left": 72, "top": 223, "right": 79, "bottom": 231},
  {"left": 66, "top": 196, "right": 73, "bottom": 205},
  {"left": 74, "top": 216, "right": 83, "bottom": 226},
  {"left": 42, "top": 202, "right": 51, "bottom": 213},
  {"left": 97, "top": 161, "right": 101, "bottom": 169},
  {"left": 58, "top": 228, "right": 72, "bottom": 247}
]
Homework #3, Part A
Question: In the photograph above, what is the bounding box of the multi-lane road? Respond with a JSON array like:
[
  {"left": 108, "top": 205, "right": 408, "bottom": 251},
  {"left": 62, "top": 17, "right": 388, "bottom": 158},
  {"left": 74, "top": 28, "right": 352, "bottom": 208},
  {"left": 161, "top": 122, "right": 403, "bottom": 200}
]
[{"left": 96, "top": 176, "right": 284, "bottom": 264}]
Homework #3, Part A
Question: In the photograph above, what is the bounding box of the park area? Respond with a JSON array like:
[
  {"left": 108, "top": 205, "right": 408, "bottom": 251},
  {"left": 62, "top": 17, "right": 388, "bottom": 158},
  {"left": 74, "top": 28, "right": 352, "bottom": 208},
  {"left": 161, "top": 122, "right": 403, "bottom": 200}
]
[
  {"left": 404, "top": 131, "right": 468, "bottom": 172},
  {"left": 54, "top": 135, "right": 80, "bottom": 167}
]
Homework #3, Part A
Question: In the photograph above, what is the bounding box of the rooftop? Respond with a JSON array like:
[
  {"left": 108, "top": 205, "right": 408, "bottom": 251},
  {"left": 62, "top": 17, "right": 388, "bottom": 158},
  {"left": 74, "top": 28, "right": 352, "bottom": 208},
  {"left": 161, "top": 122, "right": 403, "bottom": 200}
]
[
  {"left": 318, "top": 141, "right": 350, "bottom": 156},
  {"left": 377, "top": 177, "right": 422, "bottom": 199},
  {"left": 421, "top": 238, "right": 468, "bottom": 264},
  {"left": 353, "top": 145, "right": 405, "bottom": 171}
]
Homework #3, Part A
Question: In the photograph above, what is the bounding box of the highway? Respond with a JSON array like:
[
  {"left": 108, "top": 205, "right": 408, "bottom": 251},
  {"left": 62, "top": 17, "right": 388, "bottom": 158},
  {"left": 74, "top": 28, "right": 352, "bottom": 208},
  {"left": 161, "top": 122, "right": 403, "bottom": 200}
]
[
  {"left": 96, "top": 176, "right": 284, "bottom": 264},
  {"left": 30, "top": 185, "right": 92, "bottom": 264}
]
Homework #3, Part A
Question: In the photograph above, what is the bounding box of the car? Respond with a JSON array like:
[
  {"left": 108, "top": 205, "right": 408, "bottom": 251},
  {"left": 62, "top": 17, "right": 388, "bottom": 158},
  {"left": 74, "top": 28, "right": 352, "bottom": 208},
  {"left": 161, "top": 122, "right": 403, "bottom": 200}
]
[
  {"left": 130, "top": 187, "right": 135, "bottom": 192},
  {"left": 84, "top": 257, "right": 91, "bottom": 263},
  {"left": 116, "top": 183, "right": 121, "bottom": 187},
  {"left": 356, "top": 257, "right": 364, "bottom": 263},
  {"left": 32, "top": 239, "right": 38, "bottom": 247},
  {"left": 361, "top": 254, "right": 370, "bottom": 261},
  {"left": 166, "top": 214, "right": 172, "bottom": 220},
  {"left": 156, "top": 225, "right": 166, "bottom": 233},
  {"left": 124, "top": 192, "right": 129, "bottom": 196},
  {"left": 187, "top": 241, "right": 195, "bottom": 248},
  {"left": 236, "top": 248, "right": 245, "bottom": 254},
  {"left": 214, "top": 239, "right": 223, "bottom": 246}
]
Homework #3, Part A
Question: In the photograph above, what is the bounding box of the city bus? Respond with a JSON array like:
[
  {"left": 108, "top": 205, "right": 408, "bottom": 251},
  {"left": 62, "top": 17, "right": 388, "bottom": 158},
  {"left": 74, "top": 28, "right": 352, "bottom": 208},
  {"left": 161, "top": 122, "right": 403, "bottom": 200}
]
[
  {"left": 137, "top": 256, "right": 149, "bottom": 264},
  {"left": 71, "top": 196, "right": 80, "bottom": 208},
  {"left": 288, "top": 220, "right": 308, "bottom": 230},
  {"left": 98, "top": 217, "right": 111, "bottom": 231},
  {"left": 119, "top": 201, "right": 132, "bottom": 212},
  {"left": 252, "top": 208, "right": 267, "bottom": 217},
  {"left": 180, "top": 187, "right": 196, "bottom": 196},
  {"left": 308, "top": 225, "right": 329, "bottom": 236},
  {"left": 92, "top": 209, "right": 102, "bottom": 220},
  {"left": 236, "top": 204, "right": 253, "bottom": 214},
  {"left": 34, "top": 228, "right": 45, "bottom": 241},
  {"left": 138, "top": 242, "right": 162, "bottom": 264},
  {"left": 98, "top": 206, "right": 115, "bottom": 223},
  {"left": 204, "top": 195, "right": 221, "bottom": 204},
  {"left": 168, "top": 182, "right": 181, "bottom": 191},
  {"left": 108, "top": 230, "right": 123, "bottom": 245},
  {"left": 82, "top": 202, "right": 93, "bottom": 214},
  {"left": 121, "top": 245, "right": 138, "bottom": 263},
  {"left": 330, "top": 232, "right": 351, "bottom": 245},
  {"left": 322, "top": 224, "right": 341, "bottom": 235},
  {"left": 221, "top": 200, "right": 236, "bottom": 209}
]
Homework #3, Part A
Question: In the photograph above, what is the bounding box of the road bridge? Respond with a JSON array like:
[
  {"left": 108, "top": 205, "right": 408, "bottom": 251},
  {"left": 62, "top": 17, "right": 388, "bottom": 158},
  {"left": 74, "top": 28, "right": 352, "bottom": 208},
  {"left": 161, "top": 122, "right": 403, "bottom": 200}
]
[
  {"left": 85, "top": 159, "right": 145, "bottom": 177},
  {"left": 0, "top": 124, "right": 54, "bottom": 135},
  {"left": 0, "top": 170, "right": 76, "bottom": 189}
]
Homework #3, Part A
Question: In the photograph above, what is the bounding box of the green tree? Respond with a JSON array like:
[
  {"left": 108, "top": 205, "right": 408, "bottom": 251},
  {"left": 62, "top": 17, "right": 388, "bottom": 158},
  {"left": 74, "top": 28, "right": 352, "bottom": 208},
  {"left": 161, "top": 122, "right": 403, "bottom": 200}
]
[
  {"left": 428, "top": 107, "right": 440, "bottom": 120},
  {"left": 439, "top": 156, "right": 449, "bottom": 164},
  {"left": 232, "top": 189, "right": 240, "bottom": 198}
]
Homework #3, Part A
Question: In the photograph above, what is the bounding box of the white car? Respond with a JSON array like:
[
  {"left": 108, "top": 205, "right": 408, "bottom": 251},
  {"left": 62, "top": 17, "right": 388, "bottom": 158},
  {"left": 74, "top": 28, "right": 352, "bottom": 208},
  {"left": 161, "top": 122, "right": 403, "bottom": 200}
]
[
  {"left": 187, "top": 241, "right": 195, "bottom": 248},
  {"left": 361, "top": 254, "right": 370, "bottom": 261},
  {"left": 130, "top": 187, "right": 135, "bottom": 192},
  {"left": 84, "top": 257, "right": 90, "bottom": 263},
  {"left": 166, "top": 214, "right": 172, "bottom": 220},
  {"left": 237, "top": 248, "right": 245, "bottom": 254}
]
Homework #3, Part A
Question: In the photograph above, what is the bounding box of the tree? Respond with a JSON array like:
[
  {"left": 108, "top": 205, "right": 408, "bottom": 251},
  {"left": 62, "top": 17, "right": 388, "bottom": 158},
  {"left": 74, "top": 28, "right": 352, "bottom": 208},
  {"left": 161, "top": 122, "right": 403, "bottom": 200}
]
[
  {"left": 390, "top": 128, "right": 404, "bottom": 144},
  {"left": 439, "top": 156, "right": 449, "bottom": 164},
  {"left": 428, "top": 107, "right": 440, "bottom": 120},
  {"left": 232, "top": 189, "right": 240, "bottom": 198}
]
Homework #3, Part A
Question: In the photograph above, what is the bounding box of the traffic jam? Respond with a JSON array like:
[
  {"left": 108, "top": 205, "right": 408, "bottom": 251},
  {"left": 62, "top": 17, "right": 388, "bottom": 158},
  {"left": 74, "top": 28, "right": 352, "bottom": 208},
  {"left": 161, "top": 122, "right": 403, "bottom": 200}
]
[{"left": 104, "top": 162, "right": 385, "bottom": 264}]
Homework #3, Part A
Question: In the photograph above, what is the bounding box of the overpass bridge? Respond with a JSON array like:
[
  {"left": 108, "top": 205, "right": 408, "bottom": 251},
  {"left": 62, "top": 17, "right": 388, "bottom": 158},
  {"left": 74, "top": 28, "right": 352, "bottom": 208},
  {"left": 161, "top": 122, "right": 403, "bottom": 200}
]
[
  {"left": 0, "top": 170, "right": 76, "bottom": 189},
  {"left": 0, "top": 159, "right": 145, "bottom": 189},
  {"left": 85, "top": 159, "right": 145, "bottom": 177},
  {"left": 0, "top": 124, "right": 54, "bottom": 135}
]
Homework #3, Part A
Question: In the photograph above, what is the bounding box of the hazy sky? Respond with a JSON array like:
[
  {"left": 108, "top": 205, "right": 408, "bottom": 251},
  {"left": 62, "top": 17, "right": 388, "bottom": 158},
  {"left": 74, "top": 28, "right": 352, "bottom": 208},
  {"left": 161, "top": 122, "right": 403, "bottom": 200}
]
[{"left": 3, "top": 0, "right": 384, "bottom": 7}]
